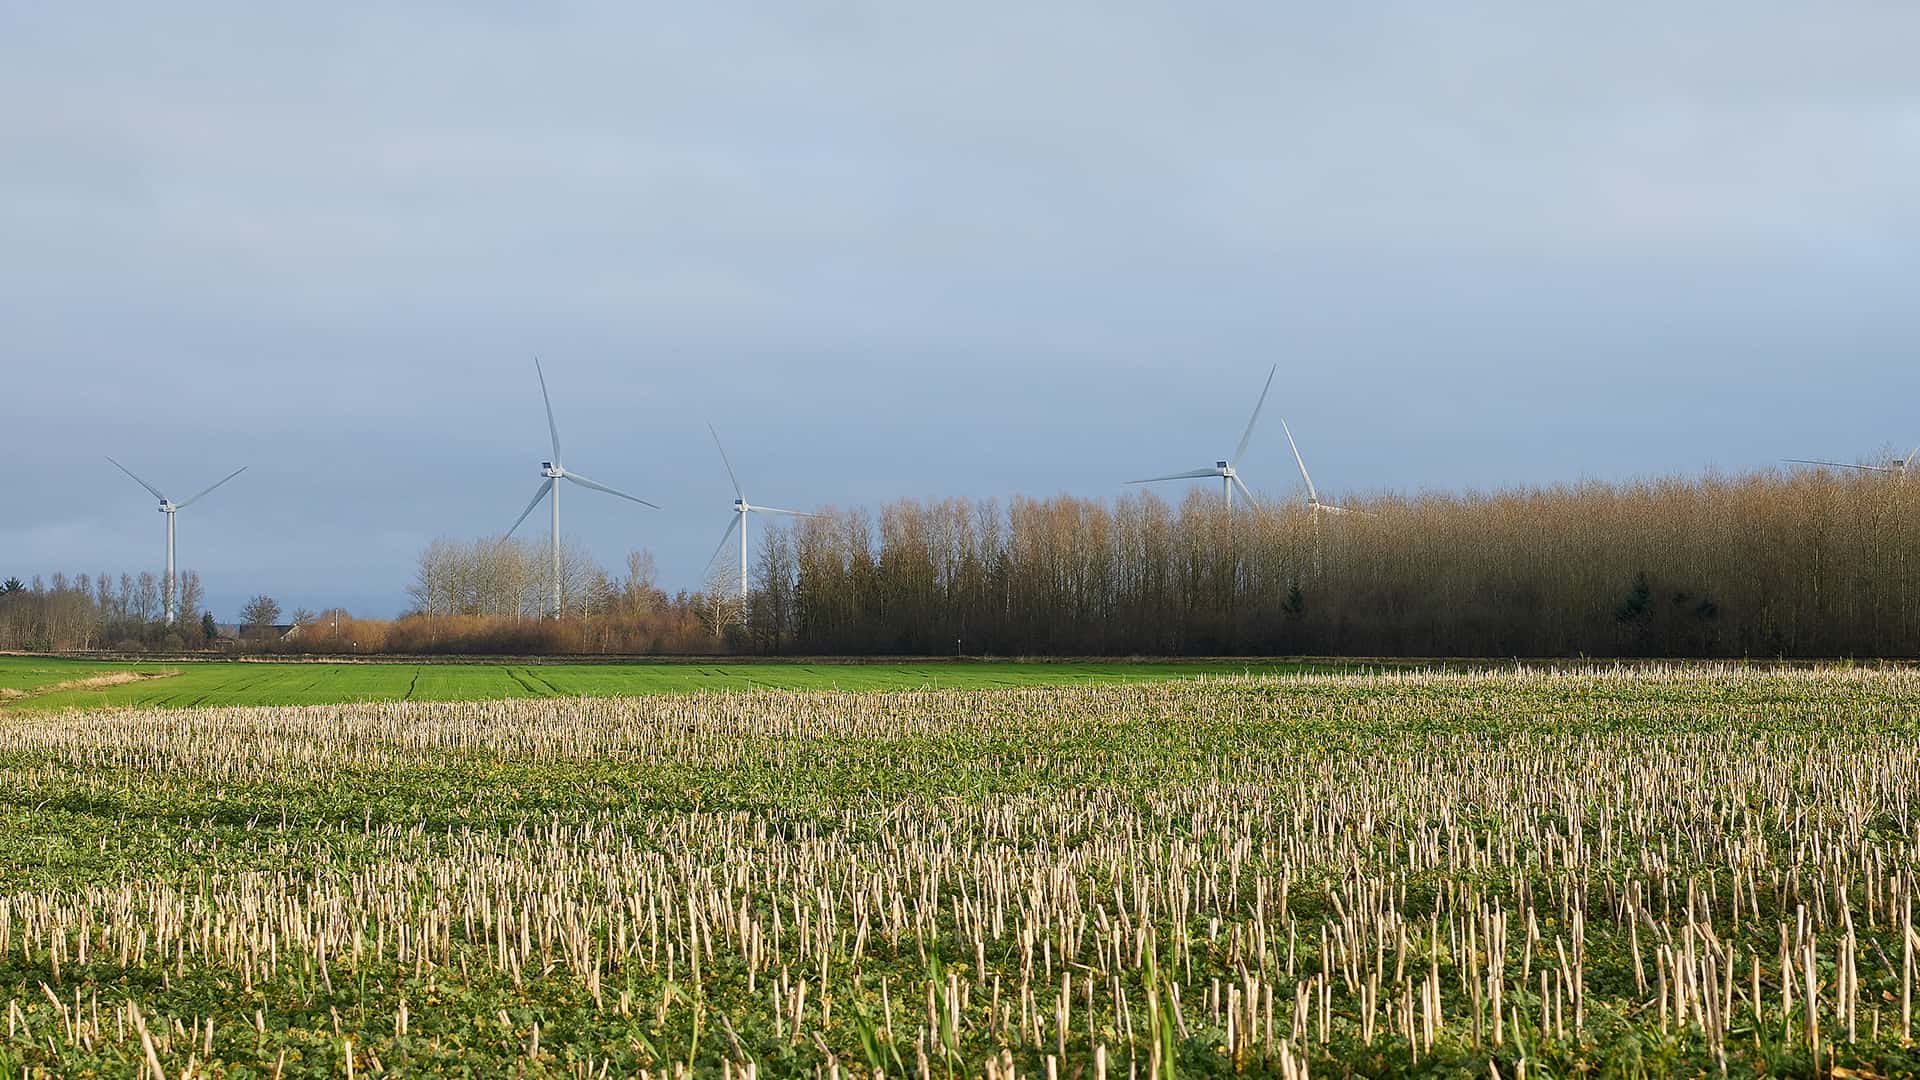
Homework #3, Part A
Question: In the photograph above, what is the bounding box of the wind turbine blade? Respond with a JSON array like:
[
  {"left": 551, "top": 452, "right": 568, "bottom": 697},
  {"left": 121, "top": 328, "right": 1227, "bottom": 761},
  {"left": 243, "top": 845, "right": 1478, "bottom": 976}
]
[
  {"left": 1906, "top": 447, "right": 1919, "bottom": 470},
  {"left": 563, "top": 471, "right": 661, "bottom": 509},
  {"left": 175, "top": 466, "right": 247, "bottom": 510},
  {"left": 750, "top": 506, "right": 814, "bottom": 517},
  {"left": 534, "top": 358, "right": 562, "bottom": 464},
  {"left": 1232, "top": 475, "right": 1255, "bottom": 504},
  {"left": 506, "top": 479, "right": 554, "bottom": 538},
  {"left": 1127, "top": 467, "right": 1221, "bottom": 484},
  {"left": 708, "top": 424, "right": 744, "bottom": 500},
  {"left": 1280, "top": 419, "right": 1320, "bottom": 503},
  {"left": 703, "top": 515, "right": 742, "bottom": 572},
  {"left": 107, "top": 457, "right": 167, "bottom": 502},
  {"left": 1232, "top": 364, "right": 1278, "bottom": 464},
  {"left": 1782, "top": 458, "right": 1893, "bottom": 473}
]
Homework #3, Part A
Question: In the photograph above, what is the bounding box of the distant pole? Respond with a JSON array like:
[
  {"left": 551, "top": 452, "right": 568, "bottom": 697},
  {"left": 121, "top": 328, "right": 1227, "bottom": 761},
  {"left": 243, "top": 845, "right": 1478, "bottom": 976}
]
[
  {"left": 550, "top": 479, "right": 562, "bottom": 616},
  {"left": 163, "top": 509, "right": 177, "bottom": 625}
]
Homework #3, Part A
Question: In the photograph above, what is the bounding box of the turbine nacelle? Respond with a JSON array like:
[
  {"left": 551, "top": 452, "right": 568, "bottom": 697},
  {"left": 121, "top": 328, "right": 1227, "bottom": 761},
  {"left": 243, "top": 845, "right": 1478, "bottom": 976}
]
[
  {"left": 1215, "top": 461, "right": 1233, "bottom": 476},
  {"left": 540, "top": 461, "right": 563, "bottom": 479}
]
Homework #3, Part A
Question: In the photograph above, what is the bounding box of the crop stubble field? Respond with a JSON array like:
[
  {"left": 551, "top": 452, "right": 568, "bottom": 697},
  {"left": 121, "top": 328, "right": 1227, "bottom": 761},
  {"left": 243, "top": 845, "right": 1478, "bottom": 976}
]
[{"left": 1, "top": 667, "right": 1918, "bottom": 1076}]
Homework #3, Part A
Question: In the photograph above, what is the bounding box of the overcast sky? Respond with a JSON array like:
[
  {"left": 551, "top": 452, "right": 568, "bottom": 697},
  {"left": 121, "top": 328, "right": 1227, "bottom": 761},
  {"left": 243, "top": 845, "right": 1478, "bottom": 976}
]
[{"left": 4, "top": 3, "right": 1917, "bottom": 618}]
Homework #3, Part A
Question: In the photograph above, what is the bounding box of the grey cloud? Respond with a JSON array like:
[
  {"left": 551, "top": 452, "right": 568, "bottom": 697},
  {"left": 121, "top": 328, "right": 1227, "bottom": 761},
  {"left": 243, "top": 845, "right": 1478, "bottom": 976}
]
[{"left": 3, "top": 2, "right": 1916, "bottom": 617}]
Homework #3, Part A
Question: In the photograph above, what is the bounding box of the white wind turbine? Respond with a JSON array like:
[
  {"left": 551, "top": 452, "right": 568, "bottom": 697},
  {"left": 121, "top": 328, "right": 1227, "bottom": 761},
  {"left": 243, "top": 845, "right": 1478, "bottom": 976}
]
[
  {"left": 1129, "top": 364, "right": 1277, "bottom": 513},
  {"left": 107, "top": 457, "right": 246, "bottom": 625},
  {"left": 1279, "top": 420, "right": 1358, "bottom": 515},
  {"left": 505, "top": 360, "right": 659, "bottom": 616},
  {"left": 704, "top": 424, "right": 811, "bottom": 611},
  {"left": 1783, "top": 446, "right": 1919, "bottom": 480}
]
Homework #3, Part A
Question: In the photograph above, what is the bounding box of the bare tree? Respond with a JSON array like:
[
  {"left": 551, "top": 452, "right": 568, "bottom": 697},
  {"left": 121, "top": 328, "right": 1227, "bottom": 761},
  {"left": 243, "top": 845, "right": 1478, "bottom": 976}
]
[
  {"left": 132, "top": 572, "right": 158, "bottom": 625},
  {"left": 750, "top": 526, "right": 796, "bottom": 652},
  {"left": 240, "top": 595, "right": 282, "bottom": 632},
  {"left": 621, "top": 550, "right": 659, "bottom": 614},
  {"left": 407, "top": 538, "right": 461, "bottom": 618},
  {"left": 702, "top": 563, "right": 746, "bottom": 635},
  {"left": 176, "top": 571, "right": 205, "bottom": 630}
]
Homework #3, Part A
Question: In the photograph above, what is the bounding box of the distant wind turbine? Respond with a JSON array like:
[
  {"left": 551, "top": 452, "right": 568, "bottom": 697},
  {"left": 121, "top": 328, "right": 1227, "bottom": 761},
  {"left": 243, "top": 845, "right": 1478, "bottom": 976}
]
[
  {"left": 107, "top": 457, "right": 246, "bottom": 625},
  {"left": 1280, "top": 420, "right": 1358, "bottom": 515},
  {"left": 1783, "top": 447, "right": 1919, "bottom": 479},
  {"left": 704, "top": 424, "right": 811, "bottom": 611},
  {"left": 1129, "top": 364, "right": 1277, "bottom": 514},
  {"left": 505, "top": 360, "right": 658, "bottom": 616}
]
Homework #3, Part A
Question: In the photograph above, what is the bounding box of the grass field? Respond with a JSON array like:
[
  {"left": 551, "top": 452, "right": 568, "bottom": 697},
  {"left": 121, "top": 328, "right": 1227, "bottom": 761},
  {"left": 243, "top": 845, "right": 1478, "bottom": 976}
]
[
  {"left": 0, "top": 656, "right": 129, "bottom": 692},
  {"left": 0, "top": 655, "right": 1317, "bottom": 711},
  {"left": 2, "top": 666, "right": 1918, "bottom": 1076}
]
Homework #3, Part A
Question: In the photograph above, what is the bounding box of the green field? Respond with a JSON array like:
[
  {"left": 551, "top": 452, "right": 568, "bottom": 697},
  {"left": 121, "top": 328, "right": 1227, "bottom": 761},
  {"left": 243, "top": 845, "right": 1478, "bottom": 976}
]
[
  {"left": 0, "top": 654, "right": 1318, "bottom": 711},
  {"left": 0, "top": 656, "right": 129, "bottom": 692},
  {"left": 2, "top": 666, "right": 1917, "bottom": 1076}
]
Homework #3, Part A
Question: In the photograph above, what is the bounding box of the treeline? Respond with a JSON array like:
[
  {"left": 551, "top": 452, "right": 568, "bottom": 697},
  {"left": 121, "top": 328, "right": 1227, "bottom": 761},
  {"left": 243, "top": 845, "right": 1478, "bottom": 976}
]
[
  {"left": 273, "top": 608, "right": 718, "bottom": 655},
  {"left": 0, "top": 540, "right": 720, "bottom": 656},
  {"left": 748, "top": 469, "right": 1920, "bottom": 657},
  {"left": 16, "top": 468, "right": 1920, "bottom": 658},
  {"left": 0, "top": 571, "right": 213, "bottom": 652},
  {"left": 327, "top": 537, "right": 718, "bottom": 654}
]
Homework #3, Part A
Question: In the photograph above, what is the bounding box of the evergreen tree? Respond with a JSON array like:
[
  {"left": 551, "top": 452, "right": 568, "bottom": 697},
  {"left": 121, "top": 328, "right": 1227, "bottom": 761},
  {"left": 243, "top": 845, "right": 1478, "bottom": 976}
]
[{"left": 1282, "top": 580, "right": 1306, "bottom": 617}]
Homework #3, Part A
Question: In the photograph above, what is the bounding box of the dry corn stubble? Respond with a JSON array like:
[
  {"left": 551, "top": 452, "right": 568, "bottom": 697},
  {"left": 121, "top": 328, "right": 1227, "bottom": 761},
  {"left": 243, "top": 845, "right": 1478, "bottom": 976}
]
[{"left": 0, "top": 667, "right": 1918, "bottom": 1076}]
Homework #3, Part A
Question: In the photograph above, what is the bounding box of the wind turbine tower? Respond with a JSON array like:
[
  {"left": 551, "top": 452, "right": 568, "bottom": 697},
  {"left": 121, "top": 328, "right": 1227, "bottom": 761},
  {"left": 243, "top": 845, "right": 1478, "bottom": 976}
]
[
  {"left": 107, "top": 458, "right": 246, "bottom": 624},
  {"left": 706, "top": 424, "right": 811, "bottom": 611},
  {"left": 506, "top": 360, "right": 659, "bottom": 616}
]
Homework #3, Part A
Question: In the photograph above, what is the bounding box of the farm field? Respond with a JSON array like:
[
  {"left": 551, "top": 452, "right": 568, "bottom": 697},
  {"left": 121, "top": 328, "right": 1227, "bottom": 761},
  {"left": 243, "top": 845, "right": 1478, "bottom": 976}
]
[
  {"left": 0, "top": 656, "right": 132, "bottom": 694},
  {"left": 0, "top": 655, "right": 1316, "bottom": 712},
  {"left": 2, "top": 668, "right": 1919, "bottom": 1076}
]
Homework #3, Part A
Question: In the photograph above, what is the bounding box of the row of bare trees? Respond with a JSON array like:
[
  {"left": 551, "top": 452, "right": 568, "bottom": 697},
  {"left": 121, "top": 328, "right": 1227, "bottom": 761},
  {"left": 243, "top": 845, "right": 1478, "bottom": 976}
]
[
  {"left": 16, "top": 468, "right": 1920, "bottom": 658},
  {"left": 746, "top": 468, "right": 1920, "bottom": 657},
  {"left": 0, "top": 571, "right": 210, "bottom": 652},
  {"left": 360, "top": 538, "right": 716, "bottom": 654},
  {"left": 407, "top": 537, "right": 610, "bottom": 619}
]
